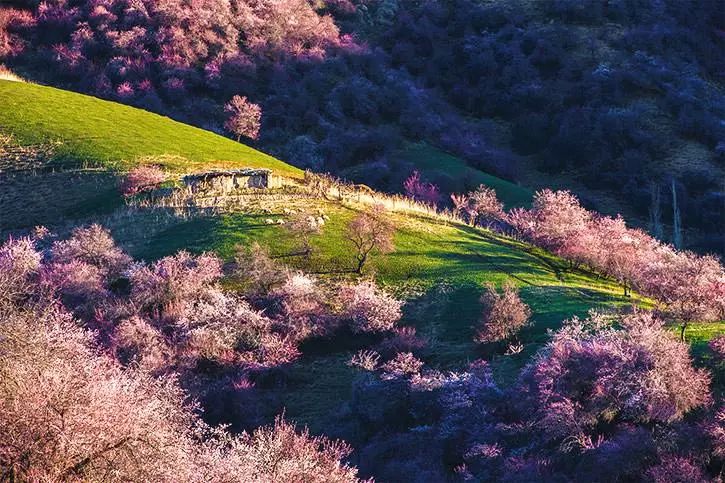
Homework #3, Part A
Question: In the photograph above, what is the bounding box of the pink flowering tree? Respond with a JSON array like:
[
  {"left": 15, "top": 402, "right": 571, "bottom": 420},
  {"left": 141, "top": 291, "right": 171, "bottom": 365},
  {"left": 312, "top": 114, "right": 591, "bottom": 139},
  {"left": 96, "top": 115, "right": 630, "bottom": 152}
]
[
  {"left": 640, "top": 247, "right": 724, "bottom": 339},
  {"left": 404, "top": 170, "right": 441, "bottom": 205},
  {"left": 0, "top": 236, "right": 42, "bottom": 306},
  {"left": 40, "top": 259, "right": 108, "bottom": 309},
  {"left": 50, "top": 224, "right": 131, "bottom": 279},
  {"left": 128, "top": 251, "right": 222, "bottom": 319},
  {"left": 518, "top": 310, "right": 712, "bottom": 447},
  {"left": 474, "top": 282, "right": 531, "bottom": 345},
  {"left": 224, "top": 95, "right": 261, "bottom": 141},
  {"left": 113, "top": 315, "right": 169, "bottom": 373},
  {"left": 590, "top": 216, "right": 656, "bottom": 296},
  {"left": 267, "top": 272, "right": 329, "bottom": 339},
  {"left": 119, "top": 165, "right": 166, "bottom": 197},
  {"left": 0, "top": 303, "right": 200, "bottom": 481},
  {"left": 468, "top": 185, "right": 504, "bottom": 226},
  {"left": 339, "top": 280, "right": 403, "bottom": 333},
  {"left": 0, "top": 302, "right": 363, "bottom": 482},
  {"left": 527, "top": 189, "right": 591, "bottom": 253},
  {"left": 226, "top": 417, "right": 361, "bottom": 482},
  {"left": 345, "top": 204, "right": 396, "bottom": 274}
]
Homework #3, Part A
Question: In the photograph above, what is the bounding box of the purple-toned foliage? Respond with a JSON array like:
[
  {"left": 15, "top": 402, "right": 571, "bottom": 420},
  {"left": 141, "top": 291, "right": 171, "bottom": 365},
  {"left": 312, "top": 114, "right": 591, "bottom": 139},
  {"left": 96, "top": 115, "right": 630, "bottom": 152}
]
[
  {"left": 709, "top": 335, "right": 725, "bottom": 361},
  {"left": 268, "top": 272, "right": 329, "bottom": 339},
  {"left": 403, "top": 170, "right": 441, "bottom": 206},
  {"left": 475, "top": 283, "right": 531, "bottom": 344},
  {"left": 119, "top": 165, "right": 166, "bottom": 196},
  {"left": 339, "top": 280, "right": 403, "bottom": 334},
  {"left": 113, "top": 315, "right": 169, "bottom": 372},
  {"left": 645, "top": 457, "right": 708, "bottom": 483},
  {"left": 505, "top": 190, "right": 725, "bottom": 328},
  {"left": 50, "top": 224, "right": 131, "bottom": 279},
  {"left": 0, "top": 236, "right": 42, "bottom": 306},
  {"left": 40, "top": 260, "right": 108, "bottom": 309},
  {"left": 706, "top": 407, "right": 725, "bottom": 459},
  {"left": 224, "top": 95, "right": 261, "bottom": 141},
  {"left": 0, "top": 301, "right": 362, "bottom": 482},
  {"left": 518, "top": 311, "right": 711, "bottom": 445},
  {"left": 376, "top": 326, "right": 427, "bottom": 358},
  {"left": 381, "top": 352, "right": 424, "bottom": 379},
  {"left": 127, "top": 251, "right": 222, "bottom": 317}
]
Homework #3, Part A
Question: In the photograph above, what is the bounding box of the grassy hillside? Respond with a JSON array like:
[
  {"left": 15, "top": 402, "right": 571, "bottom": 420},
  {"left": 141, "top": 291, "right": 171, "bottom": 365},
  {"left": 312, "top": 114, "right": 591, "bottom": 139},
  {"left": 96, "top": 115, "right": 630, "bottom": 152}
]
[
  {"left": 396, "top": 143, "right": 533, "bottom": 209},
  {"left": 0, "top": 81, "right": 302, "bottom": 231},
  {"left": 0, "top": 80, "right": 302, "bottom": 177},
  {"left": 100, "top": 196, "right": 660, "bottom": 431},
  {"left": 1, "top": 81, "right": 719, "bottom": 434}
]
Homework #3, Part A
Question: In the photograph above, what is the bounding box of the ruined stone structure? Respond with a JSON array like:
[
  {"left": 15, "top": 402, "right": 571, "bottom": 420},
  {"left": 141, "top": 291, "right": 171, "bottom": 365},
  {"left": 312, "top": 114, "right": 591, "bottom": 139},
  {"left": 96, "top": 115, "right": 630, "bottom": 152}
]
[{"left": 183, "top": 168, "right": 288, "bottom": 195}]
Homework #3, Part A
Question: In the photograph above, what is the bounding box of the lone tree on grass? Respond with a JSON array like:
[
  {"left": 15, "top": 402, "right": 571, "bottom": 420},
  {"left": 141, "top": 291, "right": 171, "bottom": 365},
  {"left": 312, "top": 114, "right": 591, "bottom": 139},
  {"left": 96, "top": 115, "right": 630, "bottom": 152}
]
[
  {"left": 224, "top": 95, "right": 261, "bottom": 141},
  {"left": 345, "top": 204, "right": 395, "bottom": 274},
  {"left": 475, "top": 282, "right": 531, "bottom": 345}
]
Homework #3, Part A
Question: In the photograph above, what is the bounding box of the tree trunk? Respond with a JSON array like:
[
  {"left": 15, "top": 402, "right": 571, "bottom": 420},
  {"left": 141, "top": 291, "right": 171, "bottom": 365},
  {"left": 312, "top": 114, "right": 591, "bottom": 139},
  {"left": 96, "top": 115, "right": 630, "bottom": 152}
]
[
  {"left": 356, "top": 254, "right": 367, "bottom": 274},
  {"left": 680, "top": 322, "right": 688, "bottom": 342}
]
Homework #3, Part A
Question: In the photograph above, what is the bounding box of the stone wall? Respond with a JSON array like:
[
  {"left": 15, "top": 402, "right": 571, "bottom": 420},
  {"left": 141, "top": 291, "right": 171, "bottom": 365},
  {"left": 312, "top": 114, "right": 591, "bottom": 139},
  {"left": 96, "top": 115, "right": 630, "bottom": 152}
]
[{"left": 182, "top": 169, "right": 299, "bottom": 196}]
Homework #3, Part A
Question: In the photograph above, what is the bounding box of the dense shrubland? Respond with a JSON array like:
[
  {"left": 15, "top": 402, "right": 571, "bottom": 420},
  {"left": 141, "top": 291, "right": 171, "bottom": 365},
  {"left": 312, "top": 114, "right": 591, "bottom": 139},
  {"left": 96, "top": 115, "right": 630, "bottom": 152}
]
[
  {"left": 0, "top": 206, "right": 722, "bottom": 480},
  {"left": 3, "top": 0, "right": 722, "bottom": 250},
  {"left": 0, "top": 229, "right": 372, "bottom": 481},
  {"left": 0, "top": 223, "right": 412, "bottom": 480},
  {"left": 344, "top": 310, "right": 722, "bottom": 481},
  {"left": 1, "top": 1, "right": 724, "bottom": 480}
]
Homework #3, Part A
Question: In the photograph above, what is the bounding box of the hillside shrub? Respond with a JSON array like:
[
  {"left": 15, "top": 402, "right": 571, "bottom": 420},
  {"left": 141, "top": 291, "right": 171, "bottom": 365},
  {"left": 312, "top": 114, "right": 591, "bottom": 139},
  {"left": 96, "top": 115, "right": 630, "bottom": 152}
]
[
  {"left": 0, "top": 236, "right": 41, "bottom": 306},
  {"left": 339, "top": 280, "right": 403, "bottom": 334},
  {"left": 128, "top": 251, "right": 222, "bottom": 317},
  {"left": 50, "top": 224, "right": 131, "bottom": 279},
  {"left": 518, "top": 311, "right": 711, "bottom": 445},
  {"left": 0, "top": 302, "right": 362, "bottom": 482},
  {"left": 475, "top": 283, "right": 531, "bottom": 345},
  {"left": 120, "top": 165, "right": 166, "bottom": 196}
]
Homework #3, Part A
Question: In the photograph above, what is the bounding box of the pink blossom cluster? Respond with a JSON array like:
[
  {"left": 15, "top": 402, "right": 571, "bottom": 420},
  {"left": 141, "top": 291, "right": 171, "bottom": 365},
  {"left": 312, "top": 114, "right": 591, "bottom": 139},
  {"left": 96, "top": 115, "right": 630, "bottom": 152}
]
[
  {"left": 498, "top": 189, "right": 724, "bottom": 324},
  {"left": 519, "top": 310, "right": 712, "bottom": 444},
  {"left": 475, "top": 282, "right": 531, "bottom": 344},
  {"left": 0, "top": 301, "right": 363, "bottom": 481},
  {"left": 451, "top": 185, "right": 505, "bottom": 226},
  {"left": 404, "top": 170, "right": 441, "bottom": 205},
  {"left": 119, "top": 165, "right": 166, "bottom": 196}
]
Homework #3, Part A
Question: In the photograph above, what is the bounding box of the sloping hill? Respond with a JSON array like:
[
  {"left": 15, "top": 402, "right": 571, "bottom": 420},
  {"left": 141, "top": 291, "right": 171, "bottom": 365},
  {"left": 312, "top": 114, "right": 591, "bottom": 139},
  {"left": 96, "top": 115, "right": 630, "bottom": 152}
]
[
  {"left": 0, "top": 80, "right": 302, "bottom": 177},
  {"left": 394, "top": 143, "right": 533, "bottom": 209},
  {"left": 0, "top": 81, "right": 302, "bottom": 230},
  {"left": 1, "top": 81, "right": 719, "bottom": 434},
  {"left": 98, "top": 192, "right": 653, "bottom": 431}
]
